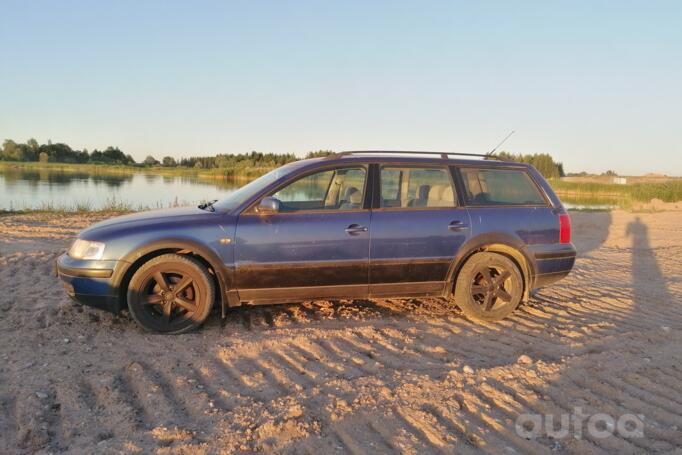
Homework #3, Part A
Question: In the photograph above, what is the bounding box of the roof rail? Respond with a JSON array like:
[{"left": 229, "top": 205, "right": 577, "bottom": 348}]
[{"left": 332, "top": 150, "right": 502, "bottom": 160}]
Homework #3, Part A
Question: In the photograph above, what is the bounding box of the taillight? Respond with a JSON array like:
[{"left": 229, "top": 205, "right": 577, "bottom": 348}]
[{"left": 559, "top": 213, "right": 571, "bottom": 244}]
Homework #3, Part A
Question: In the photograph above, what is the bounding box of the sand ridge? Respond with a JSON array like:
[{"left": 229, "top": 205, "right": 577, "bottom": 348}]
[{"left": 0, "top": 210, "right": 681, "bottom": 454}]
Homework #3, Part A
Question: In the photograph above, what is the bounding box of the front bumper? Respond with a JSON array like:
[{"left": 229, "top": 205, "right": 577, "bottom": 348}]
[{"left": 55, "top": 254, "right": 122, "bottom": 313}]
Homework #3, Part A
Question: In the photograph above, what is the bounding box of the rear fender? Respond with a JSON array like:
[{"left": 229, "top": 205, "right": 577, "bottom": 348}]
[{"left": 445, "top": 233, "right": 535, "bottom": 301}]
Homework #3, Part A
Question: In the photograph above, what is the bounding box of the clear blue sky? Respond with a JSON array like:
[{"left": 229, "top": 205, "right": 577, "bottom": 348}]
[{"left": 1, "top": 1, "right": 681, "bottom": 175}]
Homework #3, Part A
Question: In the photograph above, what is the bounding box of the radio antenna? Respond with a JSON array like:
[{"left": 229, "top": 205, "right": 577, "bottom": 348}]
[{"left": 488, "top": 130, "right": 515, "bottom": 156}]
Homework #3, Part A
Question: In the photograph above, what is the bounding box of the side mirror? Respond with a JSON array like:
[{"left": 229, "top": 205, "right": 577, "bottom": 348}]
[{"left": 256, "top": 196, "right": 281, "bottom": 215}]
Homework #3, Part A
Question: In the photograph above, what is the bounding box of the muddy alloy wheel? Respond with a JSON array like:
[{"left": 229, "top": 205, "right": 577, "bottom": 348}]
[
  {"left": 127, "top": 254, "right": 215, "bottom": 333},
  {"left": 454, "top": 252, "right": 523, "bottom": 322}
]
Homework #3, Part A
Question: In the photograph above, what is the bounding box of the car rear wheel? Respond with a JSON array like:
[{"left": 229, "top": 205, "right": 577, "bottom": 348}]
[
  {"left": 454, "top": 252, "right": 523, "bottom": 322},
  {"left": 127, "top": 254, "right": 215, "bottom": 333}
]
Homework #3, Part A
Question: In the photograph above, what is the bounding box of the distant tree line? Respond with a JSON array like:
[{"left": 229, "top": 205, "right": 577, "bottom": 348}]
[
  {"left": 1, "top": 138, "right": 334, "bottom": 171},
  {"left": 567, "top": 170, "right": 619, "bottom": 177},
  {"left": 2, "top": 139, "right": 566, "bottom": 178},
  {"left": 496, "top": 152, "right": 565, "bottom": 179},
  {"left": 172, "top": 151, "right": 298, "bottom": 170},
  {"left": 1, "top": 138, "right": 135, "bottom": 165},
  {"left": 153, "top": 150, "right": 334, "bottom": 170}
]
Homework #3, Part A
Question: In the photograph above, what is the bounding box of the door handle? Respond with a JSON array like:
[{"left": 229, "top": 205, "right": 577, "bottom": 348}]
[
  {"left": 448, "top": 220, "right": 469, "bottom": 231},
  {"left": 345, "top": 224, "right": 368, "bottom": 235}
]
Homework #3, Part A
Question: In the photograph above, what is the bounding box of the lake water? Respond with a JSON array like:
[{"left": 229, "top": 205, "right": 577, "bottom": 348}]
[
  {"left": 0, "top": 167, "right": 618, "bottom": 211},
  {"left": 0, "top": 167, "right": 241, "bottom": 211}
]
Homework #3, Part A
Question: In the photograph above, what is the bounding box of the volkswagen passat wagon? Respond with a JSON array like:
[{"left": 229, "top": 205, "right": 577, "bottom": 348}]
[{"left": 56, "top": 151, "right": 576, "bottom": 333}]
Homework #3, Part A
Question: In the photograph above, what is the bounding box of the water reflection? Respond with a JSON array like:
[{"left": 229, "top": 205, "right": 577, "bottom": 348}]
[
  {"left": 0, "top": 167, "right": 241, "bottom": 210},
  {"left": 559, "top": 194, "right": 626, "bottom": 210},
  {"left": 1, "top": 168, "right": 134, "bottom": 188},
  {"left": 2, "top": 166, "right": 626, "bottom": 212}
]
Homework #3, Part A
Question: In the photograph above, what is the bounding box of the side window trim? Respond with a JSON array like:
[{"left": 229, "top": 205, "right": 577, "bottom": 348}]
[
  {"left": 320, "top": 169, "right": 337, "bottom": 206},
  {"left": 377, "top": 167, "right": 402, "bottom": 205},
  {"left": 367, "top": 163, "right": 380, "bottom": 210},
  {"left": 453, "top": 165, "right": 551, "bottom": 207},
  {"left": 449, "top": 165, "right": 468, "bottom": 207},
  {"left": 375, "top": 164, "right": 459, "bottom": 211},
  {"left": 242, "top": 164, "right": 370, "bottom": 215}
]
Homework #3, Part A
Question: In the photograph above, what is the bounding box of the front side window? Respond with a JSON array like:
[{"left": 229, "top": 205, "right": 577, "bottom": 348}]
[
  {"left": 380, "top": 166, "right": 455, "bottom": 208},
  {"left": 459, "top": 168, "right": 547, "bottom": 206},
  {"left": 213, "top": 161, "right": 302, "bottom": 211},
  {"left": 270, "top": 167, "right": 366, "bottom": 212}
]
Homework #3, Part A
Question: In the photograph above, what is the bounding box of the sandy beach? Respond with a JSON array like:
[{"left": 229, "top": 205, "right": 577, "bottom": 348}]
[{"left": 1, "top": 210, "right": 681, "bottom": 454}]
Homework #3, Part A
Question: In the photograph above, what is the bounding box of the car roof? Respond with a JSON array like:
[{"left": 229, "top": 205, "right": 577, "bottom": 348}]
[{"left": 297, "top": 153, "right": 530, "bottom": 169}]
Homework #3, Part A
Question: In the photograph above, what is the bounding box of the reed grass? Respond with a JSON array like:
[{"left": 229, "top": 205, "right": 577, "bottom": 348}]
[
  {"left": 2, "top": 197, "right": 136, "bottom": 215},
  {"left": 3, "top": 162, "right": 682, "bottom": 213},
  {"left": 548, "top": 179, "right": 682, "bottom": 204},
  {"left": 0, "top": 160, "right": 272, "bottom": 181}
]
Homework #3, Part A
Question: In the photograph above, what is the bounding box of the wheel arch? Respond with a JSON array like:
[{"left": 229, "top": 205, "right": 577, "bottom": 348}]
[
  {"left": 446, "top": 234, "right": 535, "bottom": 302},
  {"left": 111, "top": 238, "right": 232, "bottom": 315}
]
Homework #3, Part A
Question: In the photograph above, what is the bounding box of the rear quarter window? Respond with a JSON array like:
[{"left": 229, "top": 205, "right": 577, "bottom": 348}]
[{"left": 459, "top": 167, "right": 547, "bottom": 206}]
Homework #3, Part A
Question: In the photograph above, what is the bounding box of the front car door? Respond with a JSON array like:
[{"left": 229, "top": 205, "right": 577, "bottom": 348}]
[
  {"left": 234, "top": 165, "right": 371, "bottom": 303},
  {"left": 369, "top": 164, "right": 471, "bottom": 296}
]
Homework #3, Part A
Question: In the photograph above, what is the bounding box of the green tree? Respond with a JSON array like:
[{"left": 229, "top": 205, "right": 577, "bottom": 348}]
[
  {"left": 215, "top": 155, "right": 230, "bottom": 168},
  {"left": 0, "top": 138, "right": 136, "bottom": 164},
  {"left": 46, "top": 143, "right": 77, "bottom": 162},
  {"left": 25, "top": 138, "right": 40, "bottom": 161},
  {"left": 496, "top": 151, "right": 564, "bottom": 179},
  {"left": 143, "top": 155, "right": 160, "bottom": 166},
  {"left": 78, "top": 148, "right": 90, "bottom": 163},
  {"left": 90, "top": 149, "right": 103, "bottom": 162},
  {"left": 305, "top": 150, "right": 334, "bottom": 158},
  {"left": 27, "top": 138, "right": 39, "bottom": 151},
  {"left": 102, "top": 146, "right": 130, "bottom": 164},
  {"left": 38, "top": 151, "right": 49, "bottom": 163},
  {"left": 162, "top": 156, "right": 177, "bottom": 167},
  {"left": 2, "top": 139, "right": 21, "bottom": 161}
]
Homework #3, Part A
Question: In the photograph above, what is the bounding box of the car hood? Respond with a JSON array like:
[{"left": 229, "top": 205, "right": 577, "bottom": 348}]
[{"left": 80, "top": 206, "right": 215, "bottom": 238}]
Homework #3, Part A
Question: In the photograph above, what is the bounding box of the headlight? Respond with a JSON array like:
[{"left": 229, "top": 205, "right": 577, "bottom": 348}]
[{"left": 68, "top": 239, "right": 105, "bottom": 260}]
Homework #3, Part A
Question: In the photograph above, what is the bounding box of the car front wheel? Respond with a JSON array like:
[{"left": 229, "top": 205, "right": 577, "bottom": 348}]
[
  {"left": 127, "top": 253, "right": 215, "bottom": 333},
  {"left": 454, "top": 252, "right": 523, "bottom": 322}
]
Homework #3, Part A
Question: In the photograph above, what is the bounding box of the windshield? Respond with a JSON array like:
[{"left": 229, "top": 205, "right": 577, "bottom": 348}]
[{"left": 212, "top": 162, "right": 301, "bottom": 212}]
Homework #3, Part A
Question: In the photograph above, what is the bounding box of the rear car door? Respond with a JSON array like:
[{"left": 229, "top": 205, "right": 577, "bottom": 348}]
[
  {"left": 369, "top": 164, "right": 471, "bottom": 296},
  {"left": 234, "top": 165, "right": 371, "bottom": 302},
  {"left": 456, "top": 166, "right": 568, "bottom": 284}
]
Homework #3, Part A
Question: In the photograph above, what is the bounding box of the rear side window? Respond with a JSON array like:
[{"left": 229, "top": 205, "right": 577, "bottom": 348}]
[
  {"left": 459, "top": 168, "right": 547, "bottom": 206},
  {"left": 380, "top": 166, "right": 455, "bottom": 208}
]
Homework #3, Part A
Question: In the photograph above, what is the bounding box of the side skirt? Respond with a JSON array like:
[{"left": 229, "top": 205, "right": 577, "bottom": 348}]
[
  {"left": 369, "top": 281, "right": 445, "bottom": 298},
  {"left": 236, "top": 281, "right": 446, "bottom": 306}
]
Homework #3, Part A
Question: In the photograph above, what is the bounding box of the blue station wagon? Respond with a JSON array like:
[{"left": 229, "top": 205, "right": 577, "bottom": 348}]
[{"left": 56, "top": 151, "right": 576, "bottom": 333}]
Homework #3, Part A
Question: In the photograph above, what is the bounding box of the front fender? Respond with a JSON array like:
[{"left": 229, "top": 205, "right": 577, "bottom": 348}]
[{"left": 110, "top": 237, "right": 233, "bottom": 315}]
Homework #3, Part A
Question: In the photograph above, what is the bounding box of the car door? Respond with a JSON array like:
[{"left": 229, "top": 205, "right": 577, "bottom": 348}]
[
  {"left": 234, "top": 165, "right": 371, "bottom": 302},
  {"left": 369, "top": 164, "right": 471, "bottom": 296}
]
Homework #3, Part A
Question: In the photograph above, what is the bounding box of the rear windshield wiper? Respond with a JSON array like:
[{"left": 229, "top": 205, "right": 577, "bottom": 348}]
[{"left": 198, "top": 199, "right": 218, "bottom": 212}]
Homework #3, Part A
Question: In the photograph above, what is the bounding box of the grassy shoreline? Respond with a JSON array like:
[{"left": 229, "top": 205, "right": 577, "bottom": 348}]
[
  {"left": 2, "top": 162, "right": 682, "bottom": 214},
  {"left": 0, "top": 160, "right": 274, "bottom": 181},
  {"left": 549, "top": 179, "right": 682, "bottom": 206},
  {"left": 3, "top": 161, "right": 680, "bottom": 199}
]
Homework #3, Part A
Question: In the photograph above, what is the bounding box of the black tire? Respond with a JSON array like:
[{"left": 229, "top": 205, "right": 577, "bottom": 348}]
[
  {"left": 127, "top": 253, "right": 215, "bottom": 333},
  {"left": 454, "top": 252, "right": 523, "bottom": 322}
]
